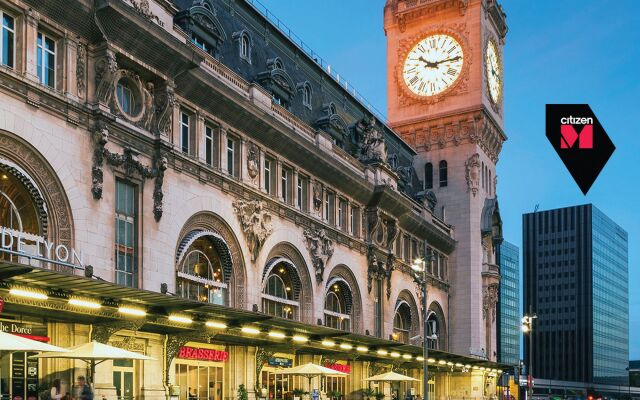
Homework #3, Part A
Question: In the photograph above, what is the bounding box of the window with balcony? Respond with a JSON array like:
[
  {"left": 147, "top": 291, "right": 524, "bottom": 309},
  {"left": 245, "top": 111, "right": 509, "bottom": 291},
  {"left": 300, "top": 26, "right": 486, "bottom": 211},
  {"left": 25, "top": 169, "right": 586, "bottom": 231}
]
[{"left": 115, "top": 180, "right": 138, "bottom": 288}]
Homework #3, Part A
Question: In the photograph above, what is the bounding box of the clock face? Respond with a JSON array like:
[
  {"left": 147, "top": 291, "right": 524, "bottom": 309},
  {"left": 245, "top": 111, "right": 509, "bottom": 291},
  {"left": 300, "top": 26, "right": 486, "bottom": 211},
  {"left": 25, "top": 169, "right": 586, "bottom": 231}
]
[
  {"left": 402, "top": 34, "right": 464, "bottom": 97},
  {"left": 485, "top": 40, "right": 502, "bottom": 103}
]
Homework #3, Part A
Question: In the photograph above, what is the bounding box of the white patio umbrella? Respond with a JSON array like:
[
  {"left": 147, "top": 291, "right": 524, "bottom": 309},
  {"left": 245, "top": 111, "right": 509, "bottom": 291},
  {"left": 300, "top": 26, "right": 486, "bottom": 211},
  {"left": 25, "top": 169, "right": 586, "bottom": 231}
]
[
  {"left": 365, "top": 371, "right": 418, "bottom": 398},
  {"left": 279, "top": 362, "right": 349, "bottom": 392},
  {"left": 0, "top": 331, "right": 70, "bottom": 352},
  {"left": 35, "top": 340, "right": 154, "bottom": 384}
]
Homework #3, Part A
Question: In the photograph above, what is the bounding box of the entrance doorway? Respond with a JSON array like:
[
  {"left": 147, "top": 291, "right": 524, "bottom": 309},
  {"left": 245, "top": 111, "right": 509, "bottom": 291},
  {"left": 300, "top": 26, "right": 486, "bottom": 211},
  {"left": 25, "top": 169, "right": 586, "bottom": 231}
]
[{"left": 113, "top": 360, "right": 135, "bottom": 400}]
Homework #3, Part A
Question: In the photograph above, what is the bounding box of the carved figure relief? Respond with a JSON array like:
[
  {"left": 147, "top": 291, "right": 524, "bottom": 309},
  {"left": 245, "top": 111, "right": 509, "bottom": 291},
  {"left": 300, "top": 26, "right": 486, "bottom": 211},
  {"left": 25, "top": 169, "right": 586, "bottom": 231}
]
[
  {"left": 482, "top": 283, "right": 499, "bottom": 321},
  {"left": 303, "top": 228, "right": 334, "bottom": 283},
  {"left": 154, "top": 79, "right": 175, "bottom": 137},
  {"left": 247, "top": 143, "right": 259, "bottom": 179},
  {"left": 233, "top": 199, "right": 273, "bottom": 261},
  {"left": 312, "top": 182, "right": 322, "bottom": 212},
  {"left": 95, "top": 49, "right": 118, "bottom": 104},
  {"left": 465, "top": 153, "right": 481, "bottom": 196},
  {"left": 355, "top": 116, "right": 387, "bottom": 164}
]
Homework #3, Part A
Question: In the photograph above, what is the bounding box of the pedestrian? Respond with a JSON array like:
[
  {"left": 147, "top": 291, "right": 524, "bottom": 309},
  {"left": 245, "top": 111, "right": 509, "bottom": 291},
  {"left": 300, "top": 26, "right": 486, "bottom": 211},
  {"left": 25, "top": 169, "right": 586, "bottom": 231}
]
[
  {"left": 76, "top": 376, "right": 93, "bottom": 400},
  {"left": 50, "top": 379, "right": 63, "bottom": 400}
]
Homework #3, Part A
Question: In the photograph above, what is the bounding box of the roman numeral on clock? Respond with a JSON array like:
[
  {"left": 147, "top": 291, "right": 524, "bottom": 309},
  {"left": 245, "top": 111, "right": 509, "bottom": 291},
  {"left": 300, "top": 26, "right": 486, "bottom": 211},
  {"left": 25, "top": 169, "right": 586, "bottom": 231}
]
[
  {"left": 447, "top": 68, "right": 458, "bottom": 76},
  {"left": 409, "top": 76, "right": 419, "bottom": 86}
]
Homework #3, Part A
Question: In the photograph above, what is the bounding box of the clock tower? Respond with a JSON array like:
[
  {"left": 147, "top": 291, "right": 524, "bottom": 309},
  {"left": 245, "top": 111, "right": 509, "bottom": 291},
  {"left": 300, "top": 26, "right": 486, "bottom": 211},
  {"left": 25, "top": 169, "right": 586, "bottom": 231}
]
[{"left": 384, "top": 0, "right": 507, "bottom": 362}]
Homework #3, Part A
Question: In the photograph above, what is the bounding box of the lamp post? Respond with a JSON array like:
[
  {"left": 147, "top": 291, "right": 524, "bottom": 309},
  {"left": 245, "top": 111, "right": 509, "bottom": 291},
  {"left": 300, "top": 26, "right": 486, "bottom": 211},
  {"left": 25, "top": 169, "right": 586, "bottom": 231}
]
[
  {"left": 412, "top": 240, "right": 434, "bottom": 400},
  {"left": 521, "top": 306, "right": 537, "bottom": 400}
]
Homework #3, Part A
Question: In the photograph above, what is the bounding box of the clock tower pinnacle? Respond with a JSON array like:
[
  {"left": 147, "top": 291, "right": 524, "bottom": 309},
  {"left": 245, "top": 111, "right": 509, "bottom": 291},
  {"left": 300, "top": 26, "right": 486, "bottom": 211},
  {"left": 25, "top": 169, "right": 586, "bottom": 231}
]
[{"left": 384, "top": 0, "right": 507, "bottom": 362}]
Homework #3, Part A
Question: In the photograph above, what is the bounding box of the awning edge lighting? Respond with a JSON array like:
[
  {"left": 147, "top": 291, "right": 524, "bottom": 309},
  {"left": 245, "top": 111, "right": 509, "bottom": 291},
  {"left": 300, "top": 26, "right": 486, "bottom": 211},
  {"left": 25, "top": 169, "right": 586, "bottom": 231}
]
[
  {"left": 68, "top": 298, "right": 101, "bottom": 309},
  {"left": 9, "top": 288, "right": 48, "bottom": 300},
  {"left": 118, "top": 306, "right": 147, "bottom": 316}
]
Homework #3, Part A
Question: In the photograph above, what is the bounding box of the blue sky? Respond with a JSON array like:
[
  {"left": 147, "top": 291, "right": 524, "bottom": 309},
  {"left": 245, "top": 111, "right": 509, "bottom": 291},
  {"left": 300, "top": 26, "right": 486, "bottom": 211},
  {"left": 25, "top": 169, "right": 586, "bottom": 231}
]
[{"left": 256, "top": 0, "right": 640, "bottom": 358}]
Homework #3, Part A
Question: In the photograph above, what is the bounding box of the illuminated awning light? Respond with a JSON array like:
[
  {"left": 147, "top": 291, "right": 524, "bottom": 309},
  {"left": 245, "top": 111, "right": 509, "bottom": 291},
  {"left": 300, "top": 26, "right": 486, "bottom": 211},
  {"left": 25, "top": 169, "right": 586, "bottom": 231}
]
[
  {"left": 416, "top": 356, "right": 425, "bottom": 362},
  {"left": 169, "top": 315, "right": 193, "bottom": 324},
  {"left": 292, "top": 335, "right": 308, "bottom": 343},
  {"left": 356, "top": 346, "right": 368, "bottom": 353},
  {"left": 377, "top": 349, "right": 388, "bottom": 356},
  {"left": 455, "top": 363, "right": 464, "bottom": 368},
  {"left": 10, "top": 288, "right": 48, "bottom": 300},
  {"left": 321, "top": 340, "right": 335, "bottom": 347},
  {"left": 339, "top": 343, "right": 352, "bottom": 350},
  {"left": 118, "top": 306, "right": 146, "bottom": 317},
  {"left": 465, "top": 365, "right": 472, "bottom": 369},
  {"left": 428, "top": 358, "right": 436, "bottom": 363},
  {"left": 402, "top": 354, "right": 412, "bottom": 360},
  {"left": 241, "top": 326, "right": 260, "bottom": 335},
  {"left": 68, "top": 298, "right": 101, "bottom": 309},
  {"left": 268, "top": 331, "right": 286, "bottom": 339},
  {"left": 390, "top": 352, "right": 401, "bottom": 358},
  {"left": 447, "top": 362, "right": 454, "bottom": 366},
  {"left": 206, "top": 321, "right": 227, "bottom": 329},
  {"left": 438, "top": 360, "right": 446, "bottom": 365}
]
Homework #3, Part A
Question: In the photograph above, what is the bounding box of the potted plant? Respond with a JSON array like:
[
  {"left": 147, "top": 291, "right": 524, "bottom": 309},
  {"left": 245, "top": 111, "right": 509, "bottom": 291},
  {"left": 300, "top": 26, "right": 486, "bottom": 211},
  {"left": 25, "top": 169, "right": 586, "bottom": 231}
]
[
  {"left": 293, "top": 389, "right": 305, "bottom": 400},
  {"left": 328, "top": 390, "right": 342, "bottom": 400},
  {"left": 363, "top": 387, "right": 376, "bottom": 400},
  {"left": 237, "top": 384, "right": 248, "bottom": 400},
  {"left": 375, "top": 392, "right": 385, "bottom": 400}
]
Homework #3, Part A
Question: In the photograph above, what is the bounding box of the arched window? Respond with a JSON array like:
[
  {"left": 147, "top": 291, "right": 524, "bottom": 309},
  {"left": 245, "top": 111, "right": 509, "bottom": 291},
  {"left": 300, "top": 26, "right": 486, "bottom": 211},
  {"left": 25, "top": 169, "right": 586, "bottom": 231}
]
[
  {"left": 393, "top": 302, "right": 412, "bottom": 343},
  {"left": 488, "top": 170, "right": 492, "bottom": 195},
  {"left": 438, "top": 160, "right": 448, "bottom": 187},
  {"left": 302, "top": 83, "right": 312, "bottom": 108},
  {"left": 176, "top": 235, "right": 228, "bottom": 305},
  {"left": 273, "top": 58, "right": 284, "bottom": 70},
  {"left": 324, "top": 279, "right": 352, "bottom": 331},
  {"left": 424, "top": 162, "right": 433, "bottom": 189},
  {"left": 240, "top": 33, "right": 250, "bottom": 61},
  {"left": 262, "top": 259, "right": 300, "bottom": 320},
  {"left": 0, "top": 166, "right": 45, "bottom": 262},
  {"left": 427, "top": 312, "right": 440, "bottom": 349}
]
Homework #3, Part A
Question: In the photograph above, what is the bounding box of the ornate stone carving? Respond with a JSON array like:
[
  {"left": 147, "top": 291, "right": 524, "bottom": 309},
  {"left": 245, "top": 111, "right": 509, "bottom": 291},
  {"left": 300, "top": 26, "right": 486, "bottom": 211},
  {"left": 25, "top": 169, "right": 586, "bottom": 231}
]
[
  {"left": 76, "top": 43, "right": 86, "bottom": 98},
  {"left": 154, "top": 79, "right": 175, "bottom": 136},
  {"left": 256, "top": 347, "right": 275, "bottom": 390},
  {"left": 233, "top": 200, "right": 273, "bottom": 261},
  {"left": 365, "top": 207, "right": 381, "bottom": 243},
  {"left": 91, "top": 122, "right": 109, "bottom": 199},
  {"left": 482, "top": 283, "right": 499, "bottom": 321},
  {"left": 312, "top": 181, "right": 322, "bottom": 212},
  {"left": 385, "top": 219, "right": 399, "bottom": 252},
  {"left": 465, "top": 153, "right": 481, "bottom": 197},
  {"left": 130, "top": 0, "right": 164, "bottom": 27},
  {"left": 247, "top": 143, "right": 259, "bottom": 179},
  {"left": 303, "top": 228, "right": 334, "bottom": 283},
  {"left": 385, "top": 252, "right": 395, "bottom": 300},
  {"left": 91, "top": 122, "right": 167, "bottom": 221},
  {"left": 355, "top": 116, "right": 387, "bottom": 164},
  {"left": 95, "top": 49, "right": 118, "bottom": 105}
]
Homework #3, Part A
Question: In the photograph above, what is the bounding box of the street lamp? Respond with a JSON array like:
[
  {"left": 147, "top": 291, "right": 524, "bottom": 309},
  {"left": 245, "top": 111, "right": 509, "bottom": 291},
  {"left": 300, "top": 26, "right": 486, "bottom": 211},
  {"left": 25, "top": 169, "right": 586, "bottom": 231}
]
[
  {"left": 521, "top": 308, "right": 537, "bottom": 400},
  {"left": 412, "top": 240, "right": 435, "bottom": 400}
]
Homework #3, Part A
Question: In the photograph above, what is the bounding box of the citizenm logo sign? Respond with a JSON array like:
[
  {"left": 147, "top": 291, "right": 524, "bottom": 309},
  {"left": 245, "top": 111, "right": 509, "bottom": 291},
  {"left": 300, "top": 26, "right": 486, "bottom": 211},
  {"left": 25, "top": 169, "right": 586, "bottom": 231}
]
[
  {"left": 546, "top": 105, "right": 615, "bottom": 194},
  {"left": 560, "top": 116, "right": 593, "bottom": 149}
]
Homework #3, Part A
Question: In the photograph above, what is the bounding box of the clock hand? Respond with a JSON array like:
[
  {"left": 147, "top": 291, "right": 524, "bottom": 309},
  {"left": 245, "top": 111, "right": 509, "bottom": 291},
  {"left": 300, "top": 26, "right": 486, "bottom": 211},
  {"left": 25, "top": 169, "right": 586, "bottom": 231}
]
[
  {"left": 418, "top": 56, "right": 439, "bottom": 68},
  {"left": 434, "top": 55, "right": 461, "bottom": 66}
]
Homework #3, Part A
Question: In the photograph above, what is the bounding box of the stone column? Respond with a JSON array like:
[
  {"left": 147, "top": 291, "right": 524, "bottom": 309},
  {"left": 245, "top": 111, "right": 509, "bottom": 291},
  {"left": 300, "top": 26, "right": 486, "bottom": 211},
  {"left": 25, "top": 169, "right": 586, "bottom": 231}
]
[
  {"left": 63, "top": 35, "right": 79, "bottom": 100},
  {"left": 195, "top": 113, "right": 205, "bottom": 161},
  {"left": 24, "top": 9, "right": 39, "bottom": 82},
  {"left": 292, "top": 168, "right": 299, "bottom": 209}
]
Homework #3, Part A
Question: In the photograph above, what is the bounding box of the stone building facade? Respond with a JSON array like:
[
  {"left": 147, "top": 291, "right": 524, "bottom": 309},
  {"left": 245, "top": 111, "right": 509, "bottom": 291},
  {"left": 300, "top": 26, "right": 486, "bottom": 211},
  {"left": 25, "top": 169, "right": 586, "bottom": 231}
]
[{"left": 0, "top": 1, "right": 504, "bottom": 400}]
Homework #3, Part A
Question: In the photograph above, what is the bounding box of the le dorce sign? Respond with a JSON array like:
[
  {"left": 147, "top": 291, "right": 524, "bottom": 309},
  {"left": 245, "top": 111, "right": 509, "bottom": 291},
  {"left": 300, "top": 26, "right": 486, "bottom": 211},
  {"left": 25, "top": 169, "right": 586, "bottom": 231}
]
[{"left": 0, "top": 226, "right": 84, "bottom": 267}]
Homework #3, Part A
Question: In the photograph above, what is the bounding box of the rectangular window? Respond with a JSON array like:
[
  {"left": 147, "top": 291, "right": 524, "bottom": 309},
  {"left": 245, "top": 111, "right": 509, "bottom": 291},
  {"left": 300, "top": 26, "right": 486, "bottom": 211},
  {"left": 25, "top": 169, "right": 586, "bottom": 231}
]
[
  {"left": 180, "top": 112, "right": 190, "bottom": 154},
  {"left": 338, "top": 199, "right": 347, "bottom": 231},
  {"left": 1, "top": 12, "right": 15, "bottom": 68},
  {"left": 324, "top": 191, "right": 335, "bottom": 225},
  {"left": 204, "top": 125, "right": 215, "bottom": 166},
  {"left": 350, "top": 206, "right": 360, "bottom": 236},
  {"left": 281, "top": 167, "right": 291, "bottom": 204},
  {"left": 226, "top": 137, "right": 235, "bottom": 176},
  {"left": 264, "top": 158, "right": 272, "bottom": 194},
  {"left": 37, "top": 32, "right": 56, "bottom": 88},
  {"left": 115, "top": 180, "right": 138, "bottom": 288},
  {"left": 296, "top": 175, "right": 309, "bottom": 212}
]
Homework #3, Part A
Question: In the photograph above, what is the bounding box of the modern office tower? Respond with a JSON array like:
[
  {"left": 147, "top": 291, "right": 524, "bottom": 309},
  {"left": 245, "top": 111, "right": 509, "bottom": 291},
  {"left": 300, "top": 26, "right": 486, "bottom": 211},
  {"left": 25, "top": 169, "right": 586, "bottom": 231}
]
[
  {"left": 523, "top": 204, "right": 629, "bottom": 385},
  {"left": 498, "top": 240, "right": 520, "bottom": 366}
]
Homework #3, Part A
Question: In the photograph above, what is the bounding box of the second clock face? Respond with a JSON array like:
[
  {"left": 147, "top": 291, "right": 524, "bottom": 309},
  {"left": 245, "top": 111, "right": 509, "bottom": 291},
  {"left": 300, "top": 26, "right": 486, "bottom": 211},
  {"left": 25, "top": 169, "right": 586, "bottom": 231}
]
[
  {"left": 486, "top": 39, "right": 502, "bottom": 103},
  {"left": 402, "top": 34, "right": 464, "bottom": 97}
]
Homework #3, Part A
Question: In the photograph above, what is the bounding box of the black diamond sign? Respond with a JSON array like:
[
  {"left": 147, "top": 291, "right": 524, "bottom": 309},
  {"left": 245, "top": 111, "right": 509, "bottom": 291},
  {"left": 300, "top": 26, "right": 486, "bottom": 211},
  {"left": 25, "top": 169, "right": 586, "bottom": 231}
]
[{"left": 545, "top": 104, "right": 615, "bottom": 195}]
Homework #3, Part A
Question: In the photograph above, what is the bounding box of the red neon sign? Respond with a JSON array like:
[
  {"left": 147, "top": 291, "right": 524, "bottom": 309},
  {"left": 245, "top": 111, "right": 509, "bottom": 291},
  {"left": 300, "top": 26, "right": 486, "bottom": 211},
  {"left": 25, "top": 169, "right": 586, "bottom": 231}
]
[
  {"left": 14, "top": 334, "right": 50, "bottom": 342},
  {"left": 324, "top": 363, "right": 350, "bottom": 374},
  {"left": 178, "top": 346, "right": 228, "bottom": 362}
]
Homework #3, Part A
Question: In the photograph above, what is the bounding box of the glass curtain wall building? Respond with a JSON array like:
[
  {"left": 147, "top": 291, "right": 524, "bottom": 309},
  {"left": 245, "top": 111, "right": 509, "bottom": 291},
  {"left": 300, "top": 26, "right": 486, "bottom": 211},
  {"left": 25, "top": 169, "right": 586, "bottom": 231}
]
[
  {"left": 523, "top": 204, "right": 629, "bottom": 385},
  {"left": 498, "top": 240, "right": 520, "bottom": 366}
]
